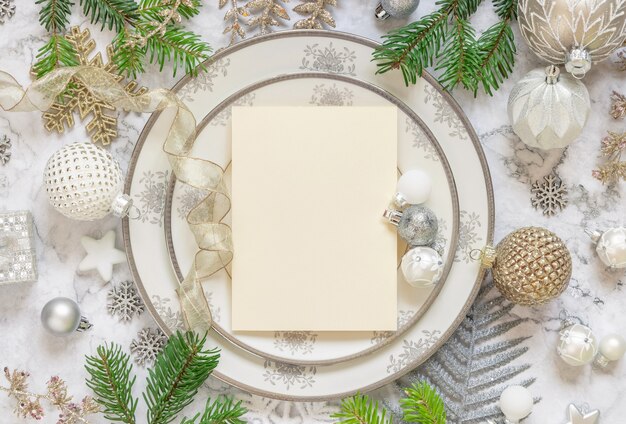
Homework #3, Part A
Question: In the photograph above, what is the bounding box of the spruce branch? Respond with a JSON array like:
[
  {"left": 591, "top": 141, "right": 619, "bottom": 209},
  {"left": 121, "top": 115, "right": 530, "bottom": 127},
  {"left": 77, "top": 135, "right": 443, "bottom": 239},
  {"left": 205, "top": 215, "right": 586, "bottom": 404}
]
[
  {"left": 144, "top": 26, "right": 211, "bottom": 77},
  {"left": 79, "top": 0, "right": 138, "bottom": 31},
  {"left": 331, "top": 393, "right": 393, "bottom": 424},
  {"left": 401, "top": 381, "right": 447, "bottom": 424},
  {"left": 435, "top": 17, "right": 480, "bottom": 91},
  {"left": 112, "top": 29, "right": 146, "bottom": 78},
  {"left": 34, "top": 0, "right": 78, "bottom": 78},
  {"left": 144, "top": 331, "right": 220, "bottom": 424},
  {"left": 85, "top": 343, "right": 138, "bottom": 424},
  {"left": 475, "top": 21, "right": 515, "bottom": 95},
  {"left": 180, "top": 396, "right": 247, "bottom": 424}
]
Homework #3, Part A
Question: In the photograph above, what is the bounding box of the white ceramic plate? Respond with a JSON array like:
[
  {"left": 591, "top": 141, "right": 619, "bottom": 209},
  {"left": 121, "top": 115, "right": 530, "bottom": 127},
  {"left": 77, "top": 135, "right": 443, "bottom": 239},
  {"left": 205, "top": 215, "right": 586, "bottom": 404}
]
[
  {"left": 123, "top": 31, "right": 493, "bottom": 400},
  {"left": 164, "top": 73, "right": 460, "bottom": 365}
]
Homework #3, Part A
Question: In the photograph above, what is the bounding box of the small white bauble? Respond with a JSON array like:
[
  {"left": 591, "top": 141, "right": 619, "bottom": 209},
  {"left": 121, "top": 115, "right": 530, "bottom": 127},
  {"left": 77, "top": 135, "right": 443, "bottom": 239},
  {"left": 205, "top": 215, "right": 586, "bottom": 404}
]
[
  {"left": 594, "top": 333, "right": 626, "bottom": 368},
  {"left": 499, "top": 385, "right": 533, "bottom": 423},
  {"left": 400, "top": 246, "right": 443, "bottom": 288},
  {"left": 41, "top": 297, "right": 92, "bottom": 336},
  {"left": 394, "top": 169, "right": 432, "bottom": 207},
  {"left": 589, "top": 227, "right": 626, "bottom": 269},
  {"left": 44, "top": 143, "right": 132, "bottom": 221},
  {"left": 557, "top": 324, "right": 598, "bottom": 366}
]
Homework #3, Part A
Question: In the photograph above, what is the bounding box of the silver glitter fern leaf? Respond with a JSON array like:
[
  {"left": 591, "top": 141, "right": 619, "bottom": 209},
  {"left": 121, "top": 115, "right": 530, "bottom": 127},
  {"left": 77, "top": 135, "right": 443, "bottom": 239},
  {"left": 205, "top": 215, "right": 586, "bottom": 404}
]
[{"left": 382, "top": 279, "right": 537, "bottom": 424}]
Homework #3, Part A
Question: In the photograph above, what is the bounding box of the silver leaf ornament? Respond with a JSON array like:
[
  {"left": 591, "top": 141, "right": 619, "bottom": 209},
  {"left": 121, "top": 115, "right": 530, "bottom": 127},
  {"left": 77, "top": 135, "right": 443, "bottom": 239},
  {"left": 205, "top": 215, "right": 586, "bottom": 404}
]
[
  {"left": 518, "top": 0, "right": 626, "bottom": 77},
  {"left": 508, "top": 66, "right": 590, "bottom": 150}
]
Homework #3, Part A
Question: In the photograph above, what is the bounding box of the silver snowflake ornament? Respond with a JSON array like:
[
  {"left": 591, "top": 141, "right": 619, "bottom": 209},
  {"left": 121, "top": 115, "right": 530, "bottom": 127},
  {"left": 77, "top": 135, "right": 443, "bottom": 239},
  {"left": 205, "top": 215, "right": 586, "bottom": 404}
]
[
  {"left": 0, "top": 0, "right": 15, "bottom": 23},
  {"left": 130, "top": 328, "right": 167, "bottom": 366},
  {"left": 107, "top": 280, "right": 145, "bottom": 322},
  {"left": 0, "top": 135, "right": 11, "bottom": 165},
  {"left": 531, "top": 173, "right": 568, "bottom": 216}
]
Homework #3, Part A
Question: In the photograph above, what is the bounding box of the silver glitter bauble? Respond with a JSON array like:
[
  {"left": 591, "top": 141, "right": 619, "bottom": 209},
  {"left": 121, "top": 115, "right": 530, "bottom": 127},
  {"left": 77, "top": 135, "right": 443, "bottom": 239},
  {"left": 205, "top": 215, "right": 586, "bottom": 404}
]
[
  {"left": 400, "top": 246, "right": 444, "bottom": 288},
  {"left": 44, "top": 143, "right": 132, "bottom": 221},
  {"left": 508, "top": 66, "right": 590, "bottom": 149},
  {"left": 41, "top": 297, "right": 92, "bottom": 336},
  {"left": 375, "top": 0, "right": 419, "bottom": 19},
  {"left": 557, "top": 324, "right": 598, "bottom": 366},
  {"left": 384, "top": 205, "right": 438, "bottom": 246},
  {"left": 518, "top": 0, "right": 626, "bottom": 78},
  {"left": 587, "top": 227, "right": 626, "bottom": 269}
]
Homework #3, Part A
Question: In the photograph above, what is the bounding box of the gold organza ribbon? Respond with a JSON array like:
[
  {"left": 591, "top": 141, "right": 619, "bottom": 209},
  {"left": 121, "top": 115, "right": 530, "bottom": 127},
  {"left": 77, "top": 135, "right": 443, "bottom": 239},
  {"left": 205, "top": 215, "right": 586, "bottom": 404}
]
[{"left": 0, "top": 67, "right": 231, "bottom": 332}]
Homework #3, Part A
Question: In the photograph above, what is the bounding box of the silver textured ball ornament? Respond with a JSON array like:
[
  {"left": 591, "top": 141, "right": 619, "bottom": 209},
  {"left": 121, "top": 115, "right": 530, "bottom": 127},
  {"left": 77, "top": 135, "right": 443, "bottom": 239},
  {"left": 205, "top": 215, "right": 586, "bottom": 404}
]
[
  {"left": 587, "top": 227, "right": 626, "bottom": 269},
  {"left": 508, "top": 66, "right": 590, "bottom": 149},
  {"left": 557, "top": 324, "right": 598, "bottom": 366},
  {"left": 41, "top": 297, "right": 92, "bottom": 336},
  {"left": 375, "top": 0, "right": 419, "bottom": 19},
  {"left": 400, "top": 246, "right": 444, "bottom": 288},
  {"left": 44, "top": 143, "right": 132, "bottom": 221},
  {"left": 384, "top": 205, "right": 438, "bottom": 246},
  {"left": 518, "top": 0, "right": 626, "bottom": 78}
]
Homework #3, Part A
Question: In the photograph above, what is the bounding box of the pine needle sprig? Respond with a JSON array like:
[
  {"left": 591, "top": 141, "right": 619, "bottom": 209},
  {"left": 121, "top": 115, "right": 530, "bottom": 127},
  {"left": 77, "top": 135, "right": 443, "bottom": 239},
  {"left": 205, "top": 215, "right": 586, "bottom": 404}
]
[
  {"left": 401, "top": 381, "right": 447, "bottom": 424},
  {"left": 34, "top": 0, "right": 79, "bottom": 78},
  {"left": 112, "top": 29, "right": 146, "bottom": 78},
  {"left": 374, "top": 0, "right": 519, "bottom": 96},
  {"left": 144, "top": 331, "right": 220, "bottom": 424},
  {"left": 331, "top": 393, "right": 393, "bottom": 424},
  {"left": 85, "top": 343, "right": 138, "bottom": 424},
  {"left": 79, "top": 0, "right": 138, "bottom": 31},
  {"left": 435, "top": 18, "right": 480, "bottom": 91},
  {"left": 180, "top": 396, "right": 247, "bottom": 424},
  {"left": 144, "top": 27, "right": 211, "bottom": 77}
]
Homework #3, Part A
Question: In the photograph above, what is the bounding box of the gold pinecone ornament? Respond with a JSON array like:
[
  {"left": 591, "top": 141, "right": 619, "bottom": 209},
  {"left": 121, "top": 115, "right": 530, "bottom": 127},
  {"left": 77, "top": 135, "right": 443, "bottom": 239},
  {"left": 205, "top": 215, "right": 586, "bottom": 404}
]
[{"left": 481, "top": 227, "right": 572, "bottom": 305}]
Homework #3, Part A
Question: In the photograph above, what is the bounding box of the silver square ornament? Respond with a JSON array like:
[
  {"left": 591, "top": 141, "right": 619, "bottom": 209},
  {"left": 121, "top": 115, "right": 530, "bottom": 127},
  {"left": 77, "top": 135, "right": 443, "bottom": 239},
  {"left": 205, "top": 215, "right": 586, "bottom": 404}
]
[{"left": 0, "top": 211, "right": 37, "bottom": 285}]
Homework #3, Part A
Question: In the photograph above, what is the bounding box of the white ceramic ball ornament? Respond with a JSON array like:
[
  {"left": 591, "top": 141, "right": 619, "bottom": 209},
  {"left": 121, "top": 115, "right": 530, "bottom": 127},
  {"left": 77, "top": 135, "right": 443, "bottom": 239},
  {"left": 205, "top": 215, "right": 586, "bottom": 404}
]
[
  {"left": 400, "top": 246, "right": 444, "bottom": 288},
  {"left": 594, "top": 334, "right": 626, "bottom": 368},
  {"left": 499, "top": 385, "right": 533, "bottom": 423},
  {"left": 394, "top": 169, "right": 432, "bottom": 207},
  {"left": 44, "top": 143, "right": 132, "bottom": 221},
  {"left": 588, "top": 227, "right": 626, "bottom": 269},
  {"left": 557, "top": 324, "right": 598, "bottom": 366},
  {"left": 41, "top": 297, "right": 92, "bottom": 336}
]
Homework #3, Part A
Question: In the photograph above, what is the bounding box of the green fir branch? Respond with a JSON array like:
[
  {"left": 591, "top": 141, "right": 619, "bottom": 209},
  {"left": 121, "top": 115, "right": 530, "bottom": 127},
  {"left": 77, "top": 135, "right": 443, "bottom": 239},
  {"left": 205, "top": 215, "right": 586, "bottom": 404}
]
[
  {"left": 435, "top": 17, "right": 480, "bottom": 91},
  {"left": 36, "top": 0, "right": 74, "bottom": 32},
  {"left": 144, "top": 27, "right": 211, "bottom": 77},
  {"left": 373, "top": 0, "right": 519, "bottom": 96},
  {"left": 139, "top": 0, "right": 202, "bottom": 21},
  {"left": 85, "top": 343, "right": 138, "bottom": 424},
  {"left": 112, "top": 29, "right": 146, "bottom": 78},
  {"left": 401, "top": 381, "right": 447, "bottom": 424},
  {"left": 33, "top": 34, "right": 79, "bottom": 78},
  {"left": 144, "top": 331, "right": 220, "bottom": 424},
  {"left": 79, "top": 0, "right": 138, "bottom": 31},
  {"left": 331, "top": 393, "right": 393, "bottom": 424},
  {"left": 180, "top": 396, "right": 247, "bottom": 424}
]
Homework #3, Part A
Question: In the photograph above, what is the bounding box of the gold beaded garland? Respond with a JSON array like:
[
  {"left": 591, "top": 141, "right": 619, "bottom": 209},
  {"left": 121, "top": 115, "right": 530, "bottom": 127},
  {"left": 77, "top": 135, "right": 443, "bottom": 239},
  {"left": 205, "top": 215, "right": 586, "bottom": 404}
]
[{"left": 482, "top": 227, "right": 572, "bottom": 305}]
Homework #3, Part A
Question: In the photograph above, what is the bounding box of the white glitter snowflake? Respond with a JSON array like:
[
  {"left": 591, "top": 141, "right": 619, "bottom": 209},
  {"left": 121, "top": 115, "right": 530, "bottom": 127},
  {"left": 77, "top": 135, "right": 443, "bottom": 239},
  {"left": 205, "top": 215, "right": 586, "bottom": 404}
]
[
  {"left": 107, "top": 280, "right": 145, "bottom": 322},
  {"left": 0, "top": 135, "right": 11, "bottom": 165},
  {"left": 130, "top": 328, "right": 167, "bottom": 366},
  {"left": 531, "top": 173, "right": 568, "bottom": 216},
  {"left": 0, "top": 0, "right": 15, "bottom": 23}
]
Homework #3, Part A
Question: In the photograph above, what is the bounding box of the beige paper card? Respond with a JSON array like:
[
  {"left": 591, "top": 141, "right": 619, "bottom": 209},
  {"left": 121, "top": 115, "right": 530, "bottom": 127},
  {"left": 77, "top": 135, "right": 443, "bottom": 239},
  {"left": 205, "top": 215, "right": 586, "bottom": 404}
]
[{"left": 231, "top": 106, "right": 397, "bottom": 331}]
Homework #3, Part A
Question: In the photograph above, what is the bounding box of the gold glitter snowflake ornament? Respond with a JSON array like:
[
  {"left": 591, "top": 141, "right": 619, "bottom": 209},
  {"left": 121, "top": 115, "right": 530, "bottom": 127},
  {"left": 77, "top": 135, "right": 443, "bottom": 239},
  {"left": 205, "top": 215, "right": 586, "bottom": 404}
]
[
  {"left": 41, "top": 26, "right": 148, "bottom": 145},
  {"left": 531, "top": 173, "right": 568, "bottom": 216}
]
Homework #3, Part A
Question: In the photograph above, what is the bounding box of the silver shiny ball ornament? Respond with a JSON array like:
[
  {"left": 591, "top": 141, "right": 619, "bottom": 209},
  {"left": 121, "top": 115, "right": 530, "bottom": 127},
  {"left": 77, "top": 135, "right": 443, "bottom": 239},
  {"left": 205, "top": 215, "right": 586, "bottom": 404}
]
[
  {"left": 518, "top": 0, "right": 626, "bottom": 78},
  {"left": 557, "top": 324, "right": 598, "bottom": 366},
  {"left": 499, "top": 385, "right": 534, "bottom": 424},
  {"left": 383, "top": 205, "right": 438, "bottom": 246},
  {"left": 400, "top": 246, "right": 444, "bottom": 288},
  {"left": 587, "top": 227, "right": 626, "bottom": 269},
  {"left": 508, "top": 66, "right": 590, "bottom": 149},
  {"left": 41, "top": 297, "right": 93, "bottom": 336},
  {"left": 44, "top": 142, "right": 132, "bottom": 221},
  {"left": 375, "top": 0, "right": 419, "bottom": 19},
  {"left": 394, "top": 169, "right": 432, "bottom": 207},
  {"left": 594, "top": 333, "right": 626, "bottom": 368}
]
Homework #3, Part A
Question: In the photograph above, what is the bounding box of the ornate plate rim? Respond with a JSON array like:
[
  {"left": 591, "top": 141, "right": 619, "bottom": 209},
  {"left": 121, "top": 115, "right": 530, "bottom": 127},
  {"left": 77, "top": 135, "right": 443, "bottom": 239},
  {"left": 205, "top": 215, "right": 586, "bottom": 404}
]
[
  {"left": 123, "top": 29, "right": 495, "bottom": 401},
  {"left": 162, "top": 72, "right": 461, "bottom": 366}
]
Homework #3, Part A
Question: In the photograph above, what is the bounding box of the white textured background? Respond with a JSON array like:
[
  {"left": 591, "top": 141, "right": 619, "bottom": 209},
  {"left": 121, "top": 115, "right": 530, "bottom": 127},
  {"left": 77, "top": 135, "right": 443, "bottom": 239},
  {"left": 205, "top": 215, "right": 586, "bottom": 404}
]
[{"left": 0, "top": 0, "right": 625, "bottom": 422}]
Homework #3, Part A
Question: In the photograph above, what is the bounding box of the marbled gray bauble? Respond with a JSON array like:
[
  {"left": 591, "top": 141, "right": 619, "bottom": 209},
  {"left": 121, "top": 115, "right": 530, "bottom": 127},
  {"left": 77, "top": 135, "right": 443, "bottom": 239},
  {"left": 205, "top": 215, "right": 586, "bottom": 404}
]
[
  {"left": 375, "top": 0, "right": 419, "bottom": 19},
  {"left": 398, "top": 205, "right": 438, "bottom": 246}
]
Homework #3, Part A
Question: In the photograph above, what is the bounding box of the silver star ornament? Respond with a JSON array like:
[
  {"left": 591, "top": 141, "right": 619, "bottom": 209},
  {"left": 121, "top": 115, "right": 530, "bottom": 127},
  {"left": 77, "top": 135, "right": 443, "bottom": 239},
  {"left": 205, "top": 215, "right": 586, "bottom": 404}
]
[{"left": 566, "top": 404, "right": 600, "bottom": 424}]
